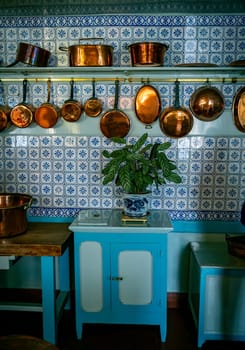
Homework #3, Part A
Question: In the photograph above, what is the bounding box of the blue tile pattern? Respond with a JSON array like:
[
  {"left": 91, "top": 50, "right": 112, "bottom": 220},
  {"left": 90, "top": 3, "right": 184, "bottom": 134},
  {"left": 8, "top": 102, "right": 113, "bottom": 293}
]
[
  {"left": 0, "top": 13, "right": 245, "bottom": 222},
  {"left": 0, "top": 134, "right": 244, "bottom": 222}
]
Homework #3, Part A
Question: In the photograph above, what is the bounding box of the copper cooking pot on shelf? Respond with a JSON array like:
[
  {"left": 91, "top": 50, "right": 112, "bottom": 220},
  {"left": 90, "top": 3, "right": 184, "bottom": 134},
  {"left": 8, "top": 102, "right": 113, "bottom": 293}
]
[
  {"left": 59, "top": 38, "right": 114, "bottom": 67},
  {"left": 7, "top": 42, "right": 51, "bottom": 67},
  {"left": 129, "top": 42, "right": 169, "bottom": 66}
]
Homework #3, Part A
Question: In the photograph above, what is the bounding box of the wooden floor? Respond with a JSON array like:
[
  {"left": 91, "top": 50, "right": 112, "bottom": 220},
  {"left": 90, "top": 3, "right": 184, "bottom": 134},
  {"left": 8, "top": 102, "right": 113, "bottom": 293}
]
[{"left": 0, "top": 307, "right": 244, "bottom": 350}]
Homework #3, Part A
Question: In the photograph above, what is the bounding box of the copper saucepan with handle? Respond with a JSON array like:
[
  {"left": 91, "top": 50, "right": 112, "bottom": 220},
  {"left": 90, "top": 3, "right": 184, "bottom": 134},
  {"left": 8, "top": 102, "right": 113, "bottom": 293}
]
[
  {"left": 35, "top": 79, "right": 60, "bottom": 128},
  {"left": 0, "top": 80, "right": 11, "bottom": 132},
  {"left": 61, "top": 79, "right": 83, "bottom": 122},
  {"left": 84, "top": 79, "right": 103, "bottom": 117},
  {"left": 10, "top": 79, "right": 35, "bottom": 128},
  {"left": 7, "top": 42, "right": 51, "bottom": 67},
  {"left": 159, "top": 80, "right": 194, "bottom": 138},
  {"left": 189, "top": 81, "right": 225, "bottom": 122},
  {"left": 100, "top": 79, "right": 130, "bottom": 138}
]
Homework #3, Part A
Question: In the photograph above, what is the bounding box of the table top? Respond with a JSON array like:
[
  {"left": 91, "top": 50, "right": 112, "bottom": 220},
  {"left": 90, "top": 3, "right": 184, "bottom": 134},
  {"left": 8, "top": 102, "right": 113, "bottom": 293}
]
[
  {"left": 69, "top": 209, "right": 173, "bottom": 233},
  {"left": 0, "top": 223, "right": 72, "bottom": 256},
  {"left": 190, "top": 241, "right": 245, "bottom": 269}
]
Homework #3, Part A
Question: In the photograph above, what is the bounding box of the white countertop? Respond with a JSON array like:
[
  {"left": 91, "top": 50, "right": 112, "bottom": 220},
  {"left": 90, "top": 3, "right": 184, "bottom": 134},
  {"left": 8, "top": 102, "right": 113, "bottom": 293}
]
[{"left": 69, "top": 209, "right": 173, "bottom": 233}]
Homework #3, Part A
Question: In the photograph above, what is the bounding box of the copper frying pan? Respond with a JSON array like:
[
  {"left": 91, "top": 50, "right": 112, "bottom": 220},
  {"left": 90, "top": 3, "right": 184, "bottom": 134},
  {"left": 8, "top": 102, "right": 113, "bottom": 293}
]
[
  {"left": 189, "top": 82, "right": 225, "bottom": 121},
  {"left": 134, "top": 83, "right": 161, "bottom": 125},
  {"left": 100, "top": 79, "right": 130, "bottom": 138},
  {"left": 159, "top": 80, "right": 193, "bottom": 138},
  {"left": 0, "top": 80, "right": 11, "bottom": 132},
  {"left": 61, "top": 79, "right": 83, "bottom": 122},
  {"left": 10, "top": 79, "right": 34, "bottom": 128},
  {"left": 232, "top": 86, "right": 245, "bottom": 132},
  {"left": 35, "top": 79, "right": 60, "bottom": 128},
  {"left": 84, "top": 79, "right": 103, "bottom": 117}
]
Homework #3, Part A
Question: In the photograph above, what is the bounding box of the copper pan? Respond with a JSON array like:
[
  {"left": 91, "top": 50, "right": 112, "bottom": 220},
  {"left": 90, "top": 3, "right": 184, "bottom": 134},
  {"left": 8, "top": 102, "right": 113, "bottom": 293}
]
[
  {"left": 232, "top": 86, "right": 245, "bottom": 132},
  {"left": 61, "top": 79, "right": 83, "bottom": 122},
  {"left": 84, "top": 79, "right": 103, "bottom": 117},
  {"left": 100, "top": 79, "right": 130, "bottom": 138},
  {"left": 134, "top": 83, "right": 161, "bottom": 125},
  {"left": 189, "top": 82, "right": 225, "bottom": 121},
  {"left": 159, "top": 80, "right": 193, "bottom": 138},
  {"left": 0, "top": 81, "right": 11, "bottom": 132},
  {"left": 10, "top": 79, "right": 34, "bottom": 128},
  {"left": 35, "top": 79, "right": 60, "bottom": 128}
]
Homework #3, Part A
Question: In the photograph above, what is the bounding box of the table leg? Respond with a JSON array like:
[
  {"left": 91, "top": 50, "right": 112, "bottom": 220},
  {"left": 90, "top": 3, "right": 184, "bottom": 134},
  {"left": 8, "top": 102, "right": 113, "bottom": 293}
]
[{"left": 41, "top": 256, "right": 57, "bottom": 344}]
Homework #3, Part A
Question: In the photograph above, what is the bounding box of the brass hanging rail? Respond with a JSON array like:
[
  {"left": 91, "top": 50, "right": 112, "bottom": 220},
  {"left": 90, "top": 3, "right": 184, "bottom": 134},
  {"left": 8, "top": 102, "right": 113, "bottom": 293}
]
[{"left": 0, "top": 77, "right": 244, "bottom": 83}]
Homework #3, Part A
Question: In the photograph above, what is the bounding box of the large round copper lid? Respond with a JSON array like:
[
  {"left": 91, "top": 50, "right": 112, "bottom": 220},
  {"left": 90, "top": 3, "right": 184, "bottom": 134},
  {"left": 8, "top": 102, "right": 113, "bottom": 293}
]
[
  {"left": 189, "top": 85, "right": 225, "bottom": 121},
  {"left": 135, "top": 84, "right": 161, "bottom": 125},
  {"left": 232, "top": 86, "right": 245, "bottom": 132}
]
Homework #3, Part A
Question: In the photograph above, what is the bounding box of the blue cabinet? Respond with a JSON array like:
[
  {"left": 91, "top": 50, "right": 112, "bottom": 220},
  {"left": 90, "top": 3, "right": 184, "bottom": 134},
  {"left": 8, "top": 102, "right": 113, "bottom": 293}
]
[
  {"left": 69, "top": 209, "right": 172, "bottom": 342},
  {"left": 188, "top": 242, "right": 245, "bottom": 348}
]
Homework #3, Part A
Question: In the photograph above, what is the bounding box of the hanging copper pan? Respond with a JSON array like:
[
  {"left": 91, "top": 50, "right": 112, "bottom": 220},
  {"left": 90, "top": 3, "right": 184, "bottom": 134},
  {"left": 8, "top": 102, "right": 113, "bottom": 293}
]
[
  {"left": 0, "top": 81, "right": 11, "bottom": 132},
  {"left": 189, "top": 83, "right": 225, "bottom": 122},
  {"left": 232, "top": 86, "right": 245, "bottom": 132},
  {"left": 84, "top": 79, "right": 103, "bottom": 117},
  {"left": 134, "top": 83, "right": 161, "bottom": 125},
  {"left": 61, "top": 79, "right": 83, "bottom": 122},
  {"left": 100, "top": 79, "right": 130, "bottom": 138},
  {"left": 10, "top": 79, "right": 34, "bottom": 128},
  {"left": 159, "top": 80, "right": 193, "bottom": 138},
  {"left": 35, "top": 79, "right": 60, "bottom": 128}
]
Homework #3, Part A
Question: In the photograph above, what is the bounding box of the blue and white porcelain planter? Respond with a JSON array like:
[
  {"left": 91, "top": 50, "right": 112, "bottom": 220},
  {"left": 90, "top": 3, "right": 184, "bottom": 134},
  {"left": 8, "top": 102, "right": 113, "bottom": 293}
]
[{"left": 122, "top": 193, "right": 149, "bottom": 217}]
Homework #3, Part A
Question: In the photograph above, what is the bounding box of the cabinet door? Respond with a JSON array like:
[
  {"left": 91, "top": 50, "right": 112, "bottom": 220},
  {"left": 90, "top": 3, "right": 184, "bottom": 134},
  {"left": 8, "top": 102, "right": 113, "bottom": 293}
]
[
  {"left": 111, "top": 243, "right": 160, "bottom": 308},
  {"left": 79, "top": 241, "right": 103, "bottom": 312}
]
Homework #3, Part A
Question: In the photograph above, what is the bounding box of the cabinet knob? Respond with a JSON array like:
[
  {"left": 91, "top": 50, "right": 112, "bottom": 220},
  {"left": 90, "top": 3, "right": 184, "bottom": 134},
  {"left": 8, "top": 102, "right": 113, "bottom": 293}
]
[{"left": 111, "top": 276, "right": 123, "bottom": 281}]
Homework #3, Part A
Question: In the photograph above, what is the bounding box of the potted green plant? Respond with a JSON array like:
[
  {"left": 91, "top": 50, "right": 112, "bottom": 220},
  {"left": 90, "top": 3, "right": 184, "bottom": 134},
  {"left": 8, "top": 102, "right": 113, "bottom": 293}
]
[{"left": 101, "top": 133, "right": 182, "bottom": 217}]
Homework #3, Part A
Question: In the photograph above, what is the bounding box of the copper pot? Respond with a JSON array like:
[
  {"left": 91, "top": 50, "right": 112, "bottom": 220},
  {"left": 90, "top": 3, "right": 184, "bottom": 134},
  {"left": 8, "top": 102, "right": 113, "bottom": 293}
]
[
  {"left": 0, "top": 193, "right": 32, "bottom": 237},
  {"left": 8, "top": 42, "right": 51, "bottom": 67},
  {"left": 0, "top": 105, "right": 11, "bottom": 132},
  {"left": 129, "top": 42, "right": 169, "bottom": 66},
  {"left": 190, "top": 84, "right": 225, "bottom": 121},
  {"left": 59, "top": 38, "right": 113, "bottom": 67}
]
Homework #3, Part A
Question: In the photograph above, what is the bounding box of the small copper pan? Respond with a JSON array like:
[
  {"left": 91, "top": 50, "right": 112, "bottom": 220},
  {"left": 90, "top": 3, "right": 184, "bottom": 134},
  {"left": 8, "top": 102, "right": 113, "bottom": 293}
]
[
  {"left": 100, "top": 79, "right": 130, "bottom": 138},
  {"left": 10, "top": 79, "right": 34, "bottom": 128},
  {"left": 159, "top": 80, "right": 193, "bottom": 138},
  {"left": 84, "top": 79, "right": 103, "bottom": 117},
  {"left": 135, "top": 82, "right": 161, "bottom": 125},
  {"left": 35, "top": 79, "right": 60, "bottom": 128},
  {"left": 61, "top": 79, "right": 83, "bottom": 122}
]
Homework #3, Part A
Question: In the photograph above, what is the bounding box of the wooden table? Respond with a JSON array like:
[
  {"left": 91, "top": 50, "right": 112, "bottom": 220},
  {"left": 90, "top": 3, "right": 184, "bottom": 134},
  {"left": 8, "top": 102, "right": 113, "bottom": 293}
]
[{"left": 0, "top": 223, "right": 72, "bottom": 345}]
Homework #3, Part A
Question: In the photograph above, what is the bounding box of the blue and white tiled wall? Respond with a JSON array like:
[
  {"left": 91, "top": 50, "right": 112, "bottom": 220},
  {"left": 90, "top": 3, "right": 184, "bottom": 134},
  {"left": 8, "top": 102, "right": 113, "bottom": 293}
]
[{"left": 0, "top": 14, "right": 245, "bottom": 224}]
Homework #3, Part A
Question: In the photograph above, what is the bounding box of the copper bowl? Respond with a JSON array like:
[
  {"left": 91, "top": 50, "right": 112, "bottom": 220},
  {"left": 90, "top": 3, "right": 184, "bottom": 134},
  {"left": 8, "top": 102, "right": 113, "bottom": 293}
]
[
  {"left": 0, "top": 193, "right": 32, "bottom": 237},
  {"left": 129, "top": 42, "right": 169, "bottom": 67}
]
